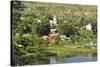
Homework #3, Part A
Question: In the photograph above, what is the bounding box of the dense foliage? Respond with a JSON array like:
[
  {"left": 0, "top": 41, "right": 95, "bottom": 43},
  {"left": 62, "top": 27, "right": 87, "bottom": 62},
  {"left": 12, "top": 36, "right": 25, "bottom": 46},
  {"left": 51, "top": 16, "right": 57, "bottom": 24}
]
[{"left": 11, "top": 1, "right": 97, "bottom": 66}]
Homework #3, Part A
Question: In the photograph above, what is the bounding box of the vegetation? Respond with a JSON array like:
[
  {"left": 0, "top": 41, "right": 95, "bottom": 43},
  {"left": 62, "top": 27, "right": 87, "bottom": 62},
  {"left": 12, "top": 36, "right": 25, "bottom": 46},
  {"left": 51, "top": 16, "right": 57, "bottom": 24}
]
[
  {"left": 47, "top": 45, "right": 97, "bottom": 57},
  {"left": 11, "top": 1, "right": 97, "bottom": 66}
]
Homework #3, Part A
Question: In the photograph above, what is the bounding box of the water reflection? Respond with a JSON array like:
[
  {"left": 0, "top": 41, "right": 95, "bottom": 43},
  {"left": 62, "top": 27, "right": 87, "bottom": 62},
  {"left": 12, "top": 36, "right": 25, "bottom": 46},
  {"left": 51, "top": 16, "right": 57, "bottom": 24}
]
[
  {"left": 48, "top": 56, "right": 56, "bottom": 64},
  {"left": 15, "top": 55, "right": 97, "bottom": 66},
  {"left": 48, "top": 56, "right": 97, "bottom": 64}
]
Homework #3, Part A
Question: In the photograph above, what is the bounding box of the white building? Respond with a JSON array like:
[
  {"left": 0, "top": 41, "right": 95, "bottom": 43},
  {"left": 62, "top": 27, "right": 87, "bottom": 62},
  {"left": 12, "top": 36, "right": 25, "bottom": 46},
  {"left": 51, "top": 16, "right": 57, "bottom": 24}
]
[
  {"left": 60, "top": 35, "right": 70, "bottom": 43},
  {"left": 49, "top": 15, "right": 58, "bottom": 33},
  {"left": 85, "top": 23, "right": 92, "bottom": 31}
]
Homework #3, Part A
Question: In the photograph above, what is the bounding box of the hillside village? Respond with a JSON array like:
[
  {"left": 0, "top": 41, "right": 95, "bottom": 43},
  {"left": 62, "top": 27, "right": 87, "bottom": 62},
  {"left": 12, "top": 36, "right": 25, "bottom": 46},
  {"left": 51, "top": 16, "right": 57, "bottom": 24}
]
[{"left": 12, "top": 1, "right": 97, "bottom": 66}]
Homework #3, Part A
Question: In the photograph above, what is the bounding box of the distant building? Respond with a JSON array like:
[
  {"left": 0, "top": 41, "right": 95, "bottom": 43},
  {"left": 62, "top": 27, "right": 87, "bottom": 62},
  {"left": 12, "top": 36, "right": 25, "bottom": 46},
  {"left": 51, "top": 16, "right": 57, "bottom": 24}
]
[
  {"left": 85, "top": 23, "right": 92, "bottom": 31},
  {"left": 42, "top": 35, "right": 48, "bottom": 40},
  {"left": 60, "top": 35, "right": 70, "bottom": 43},
  {"left": 50, "top": 29, "right": 57, "bottom": 33},
  {"left": 37, "top": 19, "right": 41, "bottom": 23},
  {"left": 49, "top": 15, "right": 58, "bottom": 33},
  {"left": 48, "top": 32, "right": 58, "bottom": 43}
]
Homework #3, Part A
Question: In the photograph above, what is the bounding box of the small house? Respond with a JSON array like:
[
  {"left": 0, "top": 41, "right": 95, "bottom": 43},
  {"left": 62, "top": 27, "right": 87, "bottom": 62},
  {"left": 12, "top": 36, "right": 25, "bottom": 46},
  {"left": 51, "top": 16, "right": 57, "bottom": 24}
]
[
  {"left": 85, "top": 23, "right": 92, "bottom": 31},
  {"left": 48, "top": 32, "right": 58, "bottom": 43}
]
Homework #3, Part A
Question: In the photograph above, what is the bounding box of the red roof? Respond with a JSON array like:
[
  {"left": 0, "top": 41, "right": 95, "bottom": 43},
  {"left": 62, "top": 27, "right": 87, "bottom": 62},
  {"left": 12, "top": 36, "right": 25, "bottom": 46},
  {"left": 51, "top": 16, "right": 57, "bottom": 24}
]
[{"left": 48, "top": 33, "right": 58, "bottom": 43}]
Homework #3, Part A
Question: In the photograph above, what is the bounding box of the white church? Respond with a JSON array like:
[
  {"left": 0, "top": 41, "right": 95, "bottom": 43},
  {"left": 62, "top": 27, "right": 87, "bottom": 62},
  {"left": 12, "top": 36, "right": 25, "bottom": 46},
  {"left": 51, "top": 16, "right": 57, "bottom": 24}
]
[{"left": 49, "top": 15, "right": 58, "bottom": 33}]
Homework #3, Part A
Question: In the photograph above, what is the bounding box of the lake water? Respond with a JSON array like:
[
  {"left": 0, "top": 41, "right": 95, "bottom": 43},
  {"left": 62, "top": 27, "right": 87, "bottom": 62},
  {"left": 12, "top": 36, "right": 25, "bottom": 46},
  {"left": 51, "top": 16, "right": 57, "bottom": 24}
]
[
  {"left": 12, "top": 54, "right": 97, "bottom": 65},
  {"left": 49, "top": 56, "right": 97, "bottom": 64}
]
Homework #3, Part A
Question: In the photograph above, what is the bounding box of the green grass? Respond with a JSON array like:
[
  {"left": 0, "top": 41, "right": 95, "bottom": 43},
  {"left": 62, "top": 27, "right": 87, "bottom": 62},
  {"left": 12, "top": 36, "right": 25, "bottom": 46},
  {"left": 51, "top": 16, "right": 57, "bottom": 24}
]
[{"left": 46, "top": 45, "right": 97, "bottom": 57}]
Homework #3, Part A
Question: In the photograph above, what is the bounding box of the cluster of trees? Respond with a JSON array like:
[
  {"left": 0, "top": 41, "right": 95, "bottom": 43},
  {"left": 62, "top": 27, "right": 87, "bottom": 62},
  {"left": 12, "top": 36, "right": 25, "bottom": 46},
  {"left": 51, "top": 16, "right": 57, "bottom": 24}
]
[
  {"left": 12, "top": 1, "right": 54, "bottom": 65},
  {"left": 11, "top": 1, "right": 97, "bottom": 66}
]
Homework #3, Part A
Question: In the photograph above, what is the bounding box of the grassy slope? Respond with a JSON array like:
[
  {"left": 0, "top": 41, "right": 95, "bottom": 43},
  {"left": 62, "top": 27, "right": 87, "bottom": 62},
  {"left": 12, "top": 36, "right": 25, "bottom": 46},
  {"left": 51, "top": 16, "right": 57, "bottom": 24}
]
[
  {"left": 47, "top": 45, "right": 97, "bottom": 57},
  {"left": 21, "top": 2, "right": 97, "bottom": 57},
  {"left": 23, "top": 2, "right": 96, "bottom": 17}
]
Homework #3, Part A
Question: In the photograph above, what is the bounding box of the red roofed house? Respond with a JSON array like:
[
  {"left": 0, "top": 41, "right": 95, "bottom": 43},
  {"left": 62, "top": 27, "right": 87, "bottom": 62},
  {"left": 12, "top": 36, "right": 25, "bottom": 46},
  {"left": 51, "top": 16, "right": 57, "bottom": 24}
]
[{"left": 48, "top": 32, "right": 58, "bottom": 43}]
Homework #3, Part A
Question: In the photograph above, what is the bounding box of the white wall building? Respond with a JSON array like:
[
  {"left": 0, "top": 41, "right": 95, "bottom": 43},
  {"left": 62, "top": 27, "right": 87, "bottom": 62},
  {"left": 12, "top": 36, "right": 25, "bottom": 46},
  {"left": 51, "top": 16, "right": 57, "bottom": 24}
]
[
  {"left": 85, "top": 23, "right": 92, "bottom": 31},
  {"left": 49, "top": 15, "right": 58, "bottom": 33}
]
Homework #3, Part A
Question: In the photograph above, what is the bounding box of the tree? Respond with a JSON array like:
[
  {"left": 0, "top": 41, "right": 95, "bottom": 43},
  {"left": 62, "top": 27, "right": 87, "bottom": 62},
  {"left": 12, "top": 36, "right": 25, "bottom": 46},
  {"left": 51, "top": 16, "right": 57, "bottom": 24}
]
[
  {"left": 36, "top": 15, "right": 50, "bottom": 36},
  {"left": 92, "top": 22, "right": 97, "bottom": 35},
  {"left": 58, "top": 22, "right": 79, "bottom": 37},
  {"left": 12, "top": 1, "right": 25, "bottom": 30}
]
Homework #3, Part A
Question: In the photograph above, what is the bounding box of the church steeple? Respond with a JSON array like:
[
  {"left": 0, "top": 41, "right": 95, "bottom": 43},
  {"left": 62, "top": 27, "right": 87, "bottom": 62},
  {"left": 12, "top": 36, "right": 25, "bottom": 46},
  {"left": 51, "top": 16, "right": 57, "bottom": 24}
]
[{"left": 49, "top": 15, "right": 58, "bottom": 33}]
